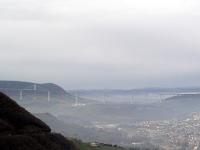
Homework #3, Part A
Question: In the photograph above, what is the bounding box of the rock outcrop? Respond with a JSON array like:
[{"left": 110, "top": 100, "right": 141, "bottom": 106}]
[{"left": 0, "top": 92, "right": 77, "bottom": 150}]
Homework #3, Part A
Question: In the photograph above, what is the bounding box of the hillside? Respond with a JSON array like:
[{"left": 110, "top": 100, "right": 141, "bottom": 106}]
[
  {"left": 0, "top": 92, "right": 78, "bottom": 150},
  {"left": 35, "top": 113, "right": 128, "bottom": 144},
  {"left": 0, "top": 81, "right": 96, "bottom": 106},
  {"left": 0, "top": 80, "right": 74, "bottom": 102},
  {"left": 0, "top": 92, "right": 133, "bottom": 150},
  {"left": 74, "top": 140, "right": 126, "bottom": 150},
  {"left": 165, "top": 94, "right": 200, "bottom": 102}
]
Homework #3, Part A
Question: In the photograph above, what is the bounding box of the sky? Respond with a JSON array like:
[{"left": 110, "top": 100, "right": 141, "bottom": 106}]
[{"left": 1, "top": 0, "right": 200, "bottom": 89}]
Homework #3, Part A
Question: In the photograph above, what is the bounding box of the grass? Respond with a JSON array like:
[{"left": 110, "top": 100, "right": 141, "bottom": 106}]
[{"left": 73, "top": 139, "right": 126, "bottom": 150}]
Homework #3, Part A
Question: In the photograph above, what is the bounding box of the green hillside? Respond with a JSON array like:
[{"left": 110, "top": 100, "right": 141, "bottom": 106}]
[
  {"left": 74, "top": 140, "right": 125, "bottom": 150},
  {"left": 73, "top": 139, "right": 159, "bottom": 150}
]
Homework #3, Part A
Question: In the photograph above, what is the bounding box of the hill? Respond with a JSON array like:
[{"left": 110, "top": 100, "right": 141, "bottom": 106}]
[
  {"left": 0, "top": 92, "right": 131, "bottom": 150},
  {"left": 0, "top": 92, "right": 78, "bottom": 150},
  {"left": 74, "top": 139, "right": 125, "bottom": 150},
  {"left": 0, "top": 80, "right": 74, "bottom": 102},
  {"left": 35, "top": 113, "right": 128, "bottom": 144},
  {"left": 165, "top": 94, "right": 200, "bottom": 103}
]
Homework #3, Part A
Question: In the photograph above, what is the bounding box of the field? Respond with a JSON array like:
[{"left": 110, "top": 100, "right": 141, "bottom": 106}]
[{"left": 74, "top": 140, "right": 126, "bottom": 150}]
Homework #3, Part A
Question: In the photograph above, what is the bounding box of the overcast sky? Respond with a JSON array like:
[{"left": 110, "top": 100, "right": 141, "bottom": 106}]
[{"left": 1, "top": 0, "right": 200, "bottom": 89}]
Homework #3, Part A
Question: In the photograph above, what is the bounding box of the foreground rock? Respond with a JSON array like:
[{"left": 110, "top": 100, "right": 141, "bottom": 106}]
[{"left": 0, "top": 92, "right": 77, "bottom": 150}]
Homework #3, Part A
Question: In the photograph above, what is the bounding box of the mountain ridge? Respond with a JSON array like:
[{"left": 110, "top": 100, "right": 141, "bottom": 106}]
[{"left": 0, "top": 80, "right": 74, "bottom": 102}]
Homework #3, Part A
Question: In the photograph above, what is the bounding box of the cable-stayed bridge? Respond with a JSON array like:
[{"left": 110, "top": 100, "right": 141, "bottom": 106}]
[{"left": 0, "top": 84, "right": 50, "bottom": 102}]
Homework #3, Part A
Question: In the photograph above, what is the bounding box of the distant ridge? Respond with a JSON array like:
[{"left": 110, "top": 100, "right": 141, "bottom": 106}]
[
  {"left": 165, "top": 93, "right": 200, "bottom": 103},
  {"left": 0, "top": 81, "right": 74, "bottom": 102}
]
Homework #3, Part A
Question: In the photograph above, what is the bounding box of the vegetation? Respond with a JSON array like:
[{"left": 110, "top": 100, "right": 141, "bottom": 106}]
[
  {"left": 73, "top": 139, "right": 159, "bottom": 150},
  {"left": 73, "top": 139, "right": 126, "bottom": 150}
]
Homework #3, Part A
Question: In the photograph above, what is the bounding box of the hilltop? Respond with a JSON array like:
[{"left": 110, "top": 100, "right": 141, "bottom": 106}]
[{"left": 0, "top": 80, "right": 74, "bottom": 102}]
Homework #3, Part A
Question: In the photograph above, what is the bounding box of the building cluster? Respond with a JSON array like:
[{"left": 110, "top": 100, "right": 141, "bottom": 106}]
[{"left": 123, "top": 113, "right": 200, "bottom": 150}]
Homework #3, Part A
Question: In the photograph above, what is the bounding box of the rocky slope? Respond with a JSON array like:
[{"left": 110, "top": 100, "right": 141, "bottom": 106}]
[{"left": 0, "top": 92, "right": 77, "bottom": 150}]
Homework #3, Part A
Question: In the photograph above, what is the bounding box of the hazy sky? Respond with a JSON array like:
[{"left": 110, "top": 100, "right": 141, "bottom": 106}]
[{"left": 1, "top": 0, "right": 200, "bottom": 89}]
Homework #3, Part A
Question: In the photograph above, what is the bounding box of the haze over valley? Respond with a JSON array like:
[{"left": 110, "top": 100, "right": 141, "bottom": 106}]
[
  {"left": 1, "top": 81, "right": 200, "bottom": 149},
  {"left": 1, "top": 0, "right": 200, "bottom": 149}
]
